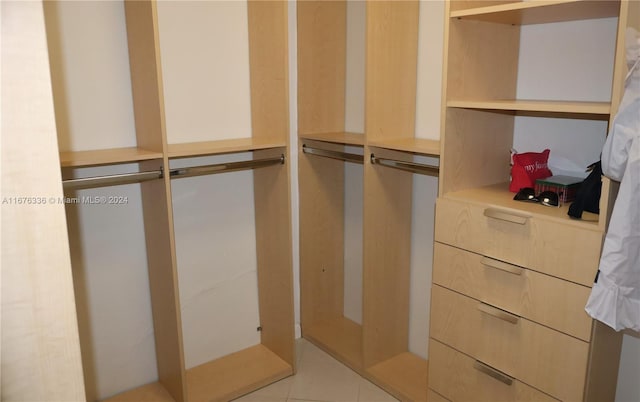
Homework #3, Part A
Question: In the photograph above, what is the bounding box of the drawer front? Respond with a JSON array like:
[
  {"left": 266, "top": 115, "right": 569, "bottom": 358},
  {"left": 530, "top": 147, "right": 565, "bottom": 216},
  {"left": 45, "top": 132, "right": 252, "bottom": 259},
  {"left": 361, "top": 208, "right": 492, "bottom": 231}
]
[
  {"left": 434, "top": 197, "right": 602, "bottom": 286},
  {"left": 433, "top": 242, "right": 593, "bottom": 341},
  {"left": 430, "top": 285, "right": 589, "bottom": 401},
  {"left": 429, "top": 339, "right": 557, "bottom": 402}
]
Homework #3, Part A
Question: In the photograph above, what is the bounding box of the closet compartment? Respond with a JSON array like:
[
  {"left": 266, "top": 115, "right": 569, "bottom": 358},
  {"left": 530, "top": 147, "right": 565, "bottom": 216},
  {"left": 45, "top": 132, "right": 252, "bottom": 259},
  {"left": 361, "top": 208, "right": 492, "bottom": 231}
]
[
  {"left": 48, "top": 0, "right": 294, "bottom": 400},
  {"left": 46, "top": 1, "right": 165, "bottom": 168},
  {"left": 440, "top": 0, "right": 622, "bottom": 228},
  {"left": 156, "top": 0, "right": 294, "bottom": 399},
  {"left": 61, "top": 163, "right": 179, "bottom": 402},
  {"left": 45, "top": 1, "right": 184, "bottom": 400},
  {"left": 360, "top": 2, "right": 438, "bottom": 400},
  {"left": 167, "top": 148, "right": 294, "bottom": 402},
  {"left": 299, "top": 139, "right": 365, "bottom": 372},
  {"left": 298, "top": 0, "right": 367, "bottom": 373},
  {"left": 157, "top": 0, "right": 289, "bottom": 159},
  {"left": 364, "top": 1, "right": 439, "bottom": 156},
  {"left": 363, "top": 147, "right": 437, "bottom": 402}
]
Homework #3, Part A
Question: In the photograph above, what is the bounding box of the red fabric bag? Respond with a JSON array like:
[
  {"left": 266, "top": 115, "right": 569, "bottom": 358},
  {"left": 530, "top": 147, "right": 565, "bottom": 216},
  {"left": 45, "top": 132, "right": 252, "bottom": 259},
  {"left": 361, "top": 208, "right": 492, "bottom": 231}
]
[{"left": 510, "top": 149, "right": 552, "bottom": 192}]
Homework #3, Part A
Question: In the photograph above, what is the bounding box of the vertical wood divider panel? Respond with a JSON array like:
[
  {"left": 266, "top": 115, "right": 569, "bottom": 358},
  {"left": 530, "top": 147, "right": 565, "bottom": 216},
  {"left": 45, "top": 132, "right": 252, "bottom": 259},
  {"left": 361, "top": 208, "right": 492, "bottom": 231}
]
[
  {"left": 1, "top": 2, "right": 86, "bottom": 399},
  {"left": 299, "top": 141, "right": 346, "bottom": 327},
  {"left": 363, "top": 0, "right": 418, "bottom": 369},
  {"left": 583, "top": 320, "right": 624, "bottom": 402},
  {"left": 363, "top": 147, "right": 413, "bottom": 368},
  {"left": 248, "top": 1, "right": 296, "bottom": 368},
  {"left": 124, "top": 2, "right": 187, "bottom": 401},
  {"left": 297, "top": 0, "right": 347, "bottom": 134}
]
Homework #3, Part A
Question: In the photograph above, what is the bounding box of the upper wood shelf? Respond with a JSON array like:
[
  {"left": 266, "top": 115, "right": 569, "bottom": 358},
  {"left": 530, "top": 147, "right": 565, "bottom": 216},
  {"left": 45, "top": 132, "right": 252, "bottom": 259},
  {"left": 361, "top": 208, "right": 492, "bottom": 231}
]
[
  {"left": 447, "top": 99, "right": 611, "bottom": 116},
  {"left": 300, "top": 132, "right": 365, "bottom": 146},
  {"left": 445, "top": 182, "right": 601, "bottom": 230},
  {"left": 368, "top": 138, "right": 441, "bottom": 156},
  {"left": 450, "top": 0, "right": 620, "bottom": 25},
  {"left": 60, "top": 147, "right": 163, "bottom": 168},
  {"left": 168, "top": 137, "right": 286, "bottom": 158}
]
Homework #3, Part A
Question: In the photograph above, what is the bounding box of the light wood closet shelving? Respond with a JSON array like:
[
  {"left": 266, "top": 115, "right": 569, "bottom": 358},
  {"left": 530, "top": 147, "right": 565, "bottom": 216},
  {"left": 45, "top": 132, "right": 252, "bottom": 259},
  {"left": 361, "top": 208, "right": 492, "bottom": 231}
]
[
  {"left": 430, "top": 1, "right": 638, "bottom": 401},
  {"left": 298, "top": 1, "right": 437, "bottom": 401},
  {"left": 49, "top": 1, "right": 294, "bottom": 401}
]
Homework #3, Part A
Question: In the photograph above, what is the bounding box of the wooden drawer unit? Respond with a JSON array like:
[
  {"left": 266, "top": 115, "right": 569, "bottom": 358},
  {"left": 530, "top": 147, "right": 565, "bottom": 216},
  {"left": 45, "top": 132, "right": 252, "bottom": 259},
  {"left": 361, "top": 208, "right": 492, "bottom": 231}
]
[
  {"left": 430, "top": 285, "right": 589, "bottom": 401},
  {"left": 434, "top": 197, "right": 602, "bottom": 286},
  {"left": 433, "top": 242, "right": 592, "bottom": 341},
  {"left": 429, "top": 339, "right": 558, "bottom": 402}
]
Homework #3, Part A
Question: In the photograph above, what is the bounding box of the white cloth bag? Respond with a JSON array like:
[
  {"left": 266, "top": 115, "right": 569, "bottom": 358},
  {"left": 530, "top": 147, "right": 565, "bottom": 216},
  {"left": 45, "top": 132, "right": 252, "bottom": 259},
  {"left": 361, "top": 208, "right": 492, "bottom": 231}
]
[{"left": 585, "top": 28, "right": 640, "bottom": 332}]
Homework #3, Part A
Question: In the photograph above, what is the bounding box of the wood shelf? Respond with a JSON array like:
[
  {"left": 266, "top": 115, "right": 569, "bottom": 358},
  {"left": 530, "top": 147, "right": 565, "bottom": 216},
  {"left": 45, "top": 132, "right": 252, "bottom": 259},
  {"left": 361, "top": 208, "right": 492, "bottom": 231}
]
[
  {"left": 59, "top": 147, "right": 163, "bottom": 167},
  {"left": 300, "top": 132, "right": 365, "bottom": 146},
  {"left": 447, "top": 99, "right": 611, "bottom": 116},
  {"left": 367, "top": 353, "right": 428, "bottom": 402},
  {"left": 102, "top": 382, "right": 175, "bottom": 402},
  {"left": 303, "top": 317, "right": 363, "bottom": 373},
  {"left": 450, "top": 0, "right": 620, "bottom": 25},
  {"left": 445, "top": 182, "right": 602, "bottom": 230},
  {"left": 186, "top": 344, "right": 292, "bottom": 402},
  {"left": 368, "top": 138, "right": 440, "bottom": 156},
  {"left": 167, "top": 138, "right": 286, "bottom": 158}
]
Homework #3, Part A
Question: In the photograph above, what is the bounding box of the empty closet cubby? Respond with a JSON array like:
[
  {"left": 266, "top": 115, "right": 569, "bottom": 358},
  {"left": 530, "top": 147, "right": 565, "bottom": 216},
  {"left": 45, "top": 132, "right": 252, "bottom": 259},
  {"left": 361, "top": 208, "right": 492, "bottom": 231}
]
[
  {"left": 45, "top": 0, "right": 295, "bottom": 401},
  {"left": 430, "top": 1, "right": 638, "bottom": 401},
  {"left": 298, "top": 1, "right": 440, "bottom": 400},
  {"left": 298, "top": 0, "right": 366, "bottom": 373}
]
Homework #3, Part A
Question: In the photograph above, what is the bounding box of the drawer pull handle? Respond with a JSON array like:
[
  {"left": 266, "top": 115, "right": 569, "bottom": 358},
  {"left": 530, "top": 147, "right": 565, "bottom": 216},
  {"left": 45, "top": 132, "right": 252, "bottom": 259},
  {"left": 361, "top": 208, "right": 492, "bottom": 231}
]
[
  {"left": 477, "top": 303, "right": 520, "bottom": 324},
  {"left": 483, "top": 208, "right": 530, "bottom": 225},
  {"left": 481, "top": 257, "right": 524, "bottom": 276},
  {"left": 473, "top": 360, "right": 514, "bottom": 386}
]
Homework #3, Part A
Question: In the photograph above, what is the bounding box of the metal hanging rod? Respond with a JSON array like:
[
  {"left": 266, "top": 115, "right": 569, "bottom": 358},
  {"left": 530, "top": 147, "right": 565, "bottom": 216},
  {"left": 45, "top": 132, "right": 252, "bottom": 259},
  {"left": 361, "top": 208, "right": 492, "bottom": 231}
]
[
  {"left": 63, "top": 170, "right": 163, "bottom": 190},
  {"left": 370, "top": 154, "right": 439, "bottom": 176},
  {"left": 302, "top": 144, "right": 363, "bottom": 164},
  {"left": 170, "top": 154, "right": 285, "bottom": 180}
]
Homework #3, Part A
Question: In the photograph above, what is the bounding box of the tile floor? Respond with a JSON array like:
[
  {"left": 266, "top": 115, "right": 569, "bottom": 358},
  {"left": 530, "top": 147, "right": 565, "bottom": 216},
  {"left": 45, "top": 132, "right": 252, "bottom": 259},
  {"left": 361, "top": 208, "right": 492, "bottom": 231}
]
[{"left": 233, "top": 338, "right": 399, "bottom": 402}]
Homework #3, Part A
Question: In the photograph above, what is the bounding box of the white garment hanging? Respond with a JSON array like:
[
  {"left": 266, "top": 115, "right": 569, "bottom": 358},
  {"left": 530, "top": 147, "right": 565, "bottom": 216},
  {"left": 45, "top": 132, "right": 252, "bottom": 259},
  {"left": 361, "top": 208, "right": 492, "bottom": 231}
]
[{"left": 585, "top": 28, "right": 640, "bottom": 332}]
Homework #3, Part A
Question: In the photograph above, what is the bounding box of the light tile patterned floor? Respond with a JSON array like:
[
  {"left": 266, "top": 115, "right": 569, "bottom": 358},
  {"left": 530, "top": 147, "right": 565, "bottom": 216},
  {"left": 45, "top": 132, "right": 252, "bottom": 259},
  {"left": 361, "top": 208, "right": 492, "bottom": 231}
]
[{"left": 233, "top": 338, "right": 399, "bottom": 402}]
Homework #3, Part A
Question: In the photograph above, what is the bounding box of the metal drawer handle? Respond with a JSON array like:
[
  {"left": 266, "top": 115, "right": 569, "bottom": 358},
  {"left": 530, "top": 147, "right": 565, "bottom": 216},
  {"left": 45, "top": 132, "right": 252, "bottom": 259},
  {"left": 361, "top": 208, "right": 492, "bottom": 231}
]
[
  {"left": 473, "top": 360, "right": 514, "bottom": 386},
  {"left": 481, "top": 257, "right": 524, "bottom": 276},
  {"left": 477, "top": 303, "right": 520, "bottom": 324},
  {"left": 483, "top": 207, "right": 530, "bottom": 225}
]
